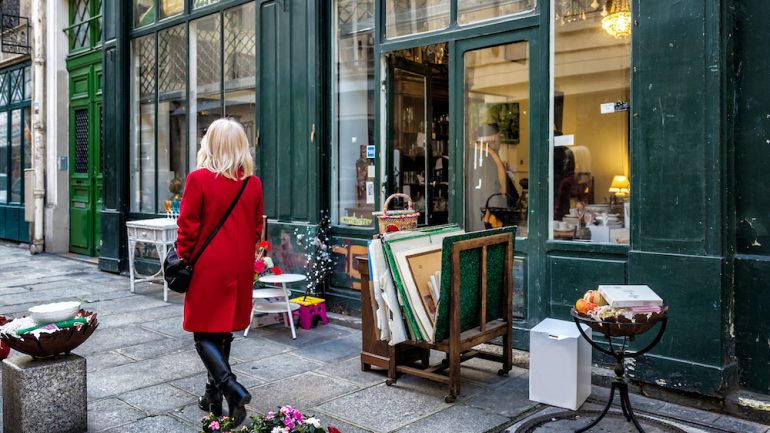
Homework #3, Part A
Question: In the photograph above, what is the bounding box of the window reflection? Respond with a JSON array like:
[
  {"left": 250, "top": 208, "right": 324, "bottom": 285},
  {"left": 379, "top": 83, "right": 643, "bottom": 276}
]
[
  {"left": 464, "top": 42, "right": 529, "bottom": 237},
  {"left": 332, "top": 0, "right": 376, "bottom": 227},
  {"left": 130, "top": 34, "right": 156, "bottom": 213},
  {"left": 190, "top": 14, "right": 222, "bottom": 172},
  {"left": 551, "top": 4, "right": 631, "bottom": 244},
  {"left": 385, "top": 0, "right": 450, "bottom": 38},
  {"left": 224, "top": 3, "right": 257, "bottom": 158},
  {"left": 458, "top": 0, "right": 536, "bottom": 25}
]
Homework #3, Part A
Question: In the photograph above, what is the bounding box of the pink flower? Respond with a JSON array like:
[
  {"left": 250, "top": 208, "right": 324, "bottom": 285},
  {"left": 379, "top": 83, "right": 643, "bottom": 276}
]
[
  {"left": 209, "top": 420, "right": 220, "bottom": 431},
  {"left": 292, "top": 410, "right": 303, "bottom": 422},
  {"left": 283, "top": 418, "right": 295, "bottom": 430},
  {"left": 266, "top": 411, "right": 275, "bottom": 420},
  {"left": 254, "top": 259, "right": 266, "bottom": 274}
]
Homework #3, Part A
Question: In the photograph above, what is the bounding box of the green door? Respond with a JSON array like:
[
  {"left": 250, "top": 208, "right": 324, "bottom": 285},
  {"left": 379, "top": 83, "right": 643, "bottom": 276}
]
[{"left": 68, "top": 60, "right": 103, "bottom": 256}]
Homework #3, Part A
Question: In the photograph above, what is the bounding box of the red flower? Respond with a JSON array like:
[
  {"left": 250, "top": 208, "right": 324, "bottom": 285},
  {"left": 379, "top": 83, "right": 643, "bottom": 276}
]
[
  {"left": 272, "top": 266, "right": 282, "bottom": 275},
  {"left": 254, "top": 259, "right": 266, "bottom": 274},
  {"left": 258, "top": 240, "right": 271, "bottom": 251},
  {"left": 328, "top": 426, "right": 341, "bottom": 433}
]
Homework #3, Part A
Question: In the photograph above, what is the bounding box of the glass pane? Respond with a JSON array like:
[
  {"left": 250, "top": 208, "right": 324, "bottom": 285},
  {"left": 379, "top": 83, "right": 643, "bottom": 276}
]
[
  {"left": 0, "top": 74, "right": 7, "bottom": 107},
  {"left": 464, "top": 41, "right": 529, "bottom": 237},
  {"left": 194, "top": 0, "right": 221, "bottom": 9},
  {"left": 190, "top": 14, "right": 222, "bottom": 169},
  {"left": 71, "top": 0, "right": 91, "bottom": 50},
  {"left": 134, "top": 0, "right": 155, "bottom": 27},
  {"left": 458, "top": 0, "right": 536, "bottom": 25},
  {"left": 160, "top": 0, "right": 184, "bottom": 18},
  {"left": 158, "top": 24, "right": 187, "bottom": 213},
  {"left": 224, "top": 2, "right": 256, "bottom": 158},
  {"left": 130, "top": 34, "right": 156, "bottom": 213},
  {"left": 331, "top": 0, "right": 376, "bottom": 227},
  {"left": 10, "top": 109, "right": 20, "bottom": 202},
  {"left": 552, "top": 4, "right": 631, "bottom": 244},
  {"left": 0, "top": 113, "right": 6, "bottom": 203},
  {"left": 24, "top": 67, "right": 31, "bottom": 100},
  {"left": 387, "top": 44, "right": 450, "bottom": 226},
  {"left": 23, "top": 108, "right": 30, "bottom": 170},
  {"left": 10, "top": 69, "right": 22, "bottom": 103},
  {"left": 385, "top": 0, "right": 449, "bottom": 38}
]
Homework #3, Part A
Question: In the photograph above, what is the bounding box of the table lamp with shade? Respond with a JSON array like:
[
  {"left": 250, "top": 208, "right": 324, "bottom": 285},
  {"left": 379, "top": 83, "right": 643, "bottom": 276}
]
[{"left": 609, "top": 175, "right": 630, "bottom": 203}]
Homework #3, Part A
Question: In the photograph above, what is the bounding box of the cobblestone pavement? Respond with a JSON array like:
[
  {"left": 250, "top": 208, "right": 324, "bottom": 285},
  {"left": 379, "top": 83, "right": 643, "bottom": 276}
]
[{"left": 0, "top": 244, "right": 767, "bottom": 433}]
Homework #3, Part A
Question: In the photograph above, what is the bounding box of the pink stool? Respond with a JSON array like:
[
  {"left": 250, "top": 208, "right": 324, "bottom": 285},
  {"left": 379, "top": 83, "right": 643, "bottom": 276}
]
[{"left": 290, "top": 296, "right": 329, "bottom": 330}]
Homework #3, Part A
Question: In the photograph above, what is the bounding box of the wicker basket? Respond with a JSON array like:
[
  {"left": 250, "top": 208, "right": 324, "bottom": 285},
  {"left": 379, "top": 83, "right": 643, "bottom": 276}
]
[{"left": 373, "top": 193, "right": 420, "bottom": 234}]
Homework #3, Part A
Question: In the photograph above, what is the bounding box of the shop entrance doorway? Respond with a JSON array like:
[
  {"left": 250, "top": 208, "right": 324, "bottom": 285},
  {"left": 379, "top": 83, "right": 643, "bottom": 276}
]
[{"left": 385, "top": 43, "right": 449, "bottom": 226}]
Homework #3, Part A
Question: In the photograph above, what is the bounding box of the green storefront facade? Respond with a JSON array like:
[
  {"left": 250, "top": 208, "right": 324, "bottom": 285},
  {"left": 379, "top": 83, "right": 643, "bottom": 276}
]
[{"left": 97, "top": 0, "right": 770, "bottom": 398}]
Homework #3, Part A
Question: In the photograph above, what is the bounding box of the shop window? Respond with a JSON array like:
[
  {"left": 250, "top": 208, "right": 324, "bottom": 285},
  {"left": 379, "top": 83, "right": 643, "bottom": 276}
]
[
  {"left": 464, "top": 42, "right": 530, "bottom": 237},
  {"left": 458, "top": 0, "right": 537, "bottom": 25},
  {"left": 331, "top": 0, "right": 376, "bottom": 227},
  {"left": 130, "top": 2, "right": 256, "bottom": 214},
  {"left": 8, "top": 109, "right": 21, "bottom": 203},
  {"left": 386, "top": 0, "right": 450, "bottom": 38},
  {"left": 551, "top": 0, "right": 631, "bottom": 244},
  {"left": 130, "top": 34, "right": 157, "bottom": 213},
  {"left": 158, "top": 24, "right": 187, "bottom": 212},
  {"left": 223, "top": 3, "right": 257, "bottom": 156}
]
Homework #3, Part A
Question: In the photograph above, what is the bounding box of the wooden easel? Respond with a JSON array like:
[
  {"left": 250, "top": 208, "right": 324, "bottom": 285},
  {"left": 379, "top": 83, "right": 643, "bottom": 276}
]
[{"left": 359, "top": 230, "right": 514, "bottom": 403}]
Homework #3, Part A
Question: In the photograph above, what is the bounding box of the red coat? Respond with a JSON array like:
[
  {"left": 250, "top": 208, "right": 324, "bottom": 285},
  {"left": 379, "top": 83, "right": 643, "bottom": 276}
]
[{"left": 176, "top": 168, "right": 264, "bottom": 333}]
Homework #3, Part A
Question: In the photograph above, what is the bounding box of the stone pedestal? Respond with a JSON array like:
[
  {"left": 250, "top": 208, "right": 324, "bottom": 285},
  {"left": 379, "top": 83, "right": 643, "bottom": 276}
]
[{"left": 2, "top": 354, "right": 87, "bottom": 433}]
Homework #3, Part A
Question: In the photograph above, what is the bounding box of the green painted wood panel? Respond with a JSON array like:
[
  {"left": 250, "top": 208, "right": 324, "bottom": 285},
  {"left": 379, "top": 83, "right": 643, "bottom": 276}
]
[
  {"left": 632, "top": 0, "right": 725, "bottom": 256},
  {"left": 547, "top": 253, "right": 626, "bottom": 320},
  {"left": 628, "top": 251, "right": 735, "bottom": 395},
  {"left": 257, "top": 0, "right": 320, "bottom": 223},
  {"left": 735, "top": 256, "right": 770, "bottom": 394}
]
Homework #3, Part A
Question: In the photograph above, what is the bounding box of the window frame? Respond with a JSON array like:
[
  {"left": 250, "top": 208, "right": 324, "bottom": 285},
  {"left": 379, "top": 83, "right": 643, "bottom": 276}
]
[
  {"left": 129, "top": 0, "right": 256, "bottom": 217},
  {"left": 0, "top": 62, "right": 32, "bottom": 206}
]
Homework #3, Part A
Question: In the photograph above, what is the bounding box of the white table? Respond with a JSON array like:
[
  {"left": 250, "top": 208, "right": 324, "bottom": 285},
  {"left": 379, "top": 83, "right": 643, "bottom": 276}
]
[
  {"left": 246, "top": 273, "right": 306, "bottom": 339},
  {"left": 126, "top": 218, "right": 178, "bottom": 302}
]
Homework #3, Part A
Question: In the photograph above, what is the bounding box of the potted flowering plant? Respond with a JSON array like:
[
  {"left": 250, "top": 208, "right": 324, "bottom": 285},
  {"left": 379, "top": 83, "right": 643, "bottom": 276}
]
[
  {"left": 254, "top": 241, "right": 282, "bottom": 287},
  {"left": 199, "top": 406, "right": 341, "bottom": 433}
]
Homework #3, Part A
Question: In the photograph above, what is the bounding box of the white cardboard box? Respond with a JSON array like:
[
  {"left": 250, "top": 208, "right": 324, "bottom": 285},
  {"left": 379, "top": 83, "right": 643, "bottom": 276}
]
[{"left": 529, "top": 318, "right": 592, "bottom": 410}]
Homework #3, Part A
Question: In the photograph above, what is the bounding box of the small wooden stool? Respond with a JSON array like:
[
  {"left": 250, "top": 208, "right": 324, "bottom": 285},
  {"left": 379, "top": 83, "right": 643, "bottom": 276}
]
[{"left": 290, "top": 296, "right": 329, "bottom": 330}]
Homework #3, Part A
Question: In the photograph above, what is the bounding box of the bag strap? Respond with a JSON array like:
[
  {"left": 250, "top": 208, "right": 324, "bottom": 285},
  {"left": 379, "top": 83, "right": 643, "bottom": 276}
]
[{"left": 189, "top": 176, "right": 251, "bottom": 266}]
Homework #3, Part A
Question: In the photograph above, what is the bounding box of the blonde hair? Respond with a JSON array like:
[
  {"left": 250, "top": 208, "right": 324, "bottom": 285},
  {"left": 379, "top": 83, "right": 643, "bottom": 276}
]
[{"left": 196, "top": 118, "right": 254, "bottom": 180}]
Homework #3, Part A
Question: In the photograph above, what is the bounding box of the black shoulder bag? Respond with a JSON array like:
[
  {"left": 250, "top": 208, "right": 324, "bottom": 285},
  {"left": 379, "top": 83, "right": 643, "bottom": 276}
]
[{"left": 164, "top": 176, "right": 251, "bottom": 293}]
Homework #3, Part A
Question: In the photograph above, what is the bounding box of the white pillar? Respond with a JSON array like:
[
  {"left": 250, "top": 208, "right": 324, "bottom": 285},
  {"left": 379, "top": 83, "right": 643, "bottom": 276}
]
[{"left": 30, "top": 0, "right": 46, "bottom": 254}]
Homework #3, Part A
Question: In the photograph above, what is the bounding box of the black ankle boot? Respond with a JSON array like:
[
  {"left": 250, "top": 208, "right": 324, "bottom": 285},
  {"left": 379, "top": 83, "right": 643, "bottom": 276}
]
[
  {"left": 195, "top": 339, "right": 251, "bottom": 426},
  {"left": 198, "top": 374, "right": 223, "bottom": 416}
]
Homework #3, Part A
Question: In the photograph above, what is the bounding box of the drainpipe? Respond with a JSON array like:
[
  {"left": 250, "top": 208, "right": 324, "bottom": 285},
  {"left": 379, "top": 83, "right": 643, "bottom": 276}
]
[{"left": 30, "top": 0, "right": 46, "bottom": 254}]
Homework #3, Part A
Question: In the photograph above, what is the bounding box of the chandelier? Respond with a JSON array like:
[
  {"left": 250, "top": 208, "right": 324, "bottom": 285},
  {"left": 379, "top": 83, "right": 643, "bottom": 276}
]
[
  {"left": 602, "top": 0, "right": 632, "bottom": 39},
  {"left": 555, "top": 0, "right": 602, "bottom": 25}
]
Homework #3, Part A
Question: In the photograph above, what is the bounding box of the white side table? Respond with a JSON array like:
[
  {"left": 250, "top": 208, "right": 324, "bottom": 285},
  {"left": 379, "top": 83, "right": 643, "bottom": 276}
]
[
  {"left": 126, "top": 218, "right": 178, "bottom": 302},
  {"left": 247, "top": 274, "right": 306, "bottom": 339}
]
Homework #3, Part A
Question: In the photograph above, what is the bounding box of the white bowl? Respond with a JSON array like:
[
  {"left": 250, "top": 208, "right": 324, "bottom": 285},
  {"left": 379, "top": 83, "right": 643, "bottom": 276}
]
[{"left": 28, "top": 301, "right": 81, "bottom": 324}]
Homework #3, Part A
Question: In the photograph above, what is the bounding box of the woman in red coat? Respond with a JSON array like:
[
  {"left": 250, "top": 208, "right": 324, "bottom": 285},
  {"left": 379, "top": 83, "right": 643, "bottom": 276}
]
[{"left": 176, "top": 118, "right": 263, "bottom": 426}]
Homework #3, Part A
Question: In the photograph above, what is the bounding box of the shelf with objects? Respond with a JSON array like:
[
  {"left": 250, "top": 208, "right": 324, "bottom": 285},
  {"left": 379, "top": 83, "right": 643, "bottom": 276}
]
[{"left": 388, "top": 49, "right": 450, "bottom": 227}]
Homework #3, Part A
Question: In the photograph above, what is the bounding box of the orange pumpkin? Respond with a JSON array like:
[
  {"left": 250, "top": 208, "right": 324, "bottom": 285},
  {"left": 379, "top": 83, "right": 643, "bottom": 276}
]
[{"left": 575, "top": 298, "right": 598, "bottom": 314}]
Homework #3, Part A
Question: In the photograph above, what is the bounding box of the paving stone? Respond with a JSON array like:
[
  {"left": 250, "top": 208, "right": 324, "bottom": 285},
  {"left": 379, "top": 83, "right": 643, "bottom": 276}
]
[
  {"left": 87, "top": 398, "right": 146, "bottom": 432},
  {"left": 315, "top": 356, "right": 388, "bottom": 386},
  {"left": 139, "top": 315, "right": 188, "bottom": 337},
  {"left": 229, "top": 335, "right": 292, "bottom": 362},
  {"left": 656, "top": 402, "right": 722, "bottom": 425},
  {"left": 711, "top": 415, "right": 770, "bottom": 433},
  {"left": 467, "top": 376, "right": 539, "bottom": 418},
  {"left": 85, "top": 295, "right": 170, "bottom": 315},
  {"left": 97, "top": 305, "right": 182, "bottom": 329},
  {"left": 119, "top": 383, "right": 197, "bottom": 416},
  {"left": 396, "top": 404, "right": 510, "bottom": 433},
  {"left": 258, "top": 322, "right": 356, "bottom": 349},
  {"left": 295, "top": 333, "right": 362, "bottom": 364},
  {"left": 86, "top": 351, "right": 136, "bottom": 373},
  {"left": 458, "top": 356, "right": 528, "bottom": 386},
  {"left": 116, "top": 335, "right": 195, "bottom": 361},
  {"left": 171, "top": 372, "right": 264, "bottom": 396},
  {"left": 102, "top": 414, "right": 194, "bottom": 433},
  {"left": 88, "top": 351, "right": 206, "bottom": 399},
  {"left": 74, "top": 325, "right": 167, "bottom": 356},
  {"left": 247, "top": 372, "right": 359, "bottom": 415},
  {"left": 309, "top": 412, "right": 375, "bottom": 433},
  {"left": 316, "top": 377, "right": 466, "bottom": 432},
  {"left": 234, "top": 352, "right": 324, "bottom": 382}
]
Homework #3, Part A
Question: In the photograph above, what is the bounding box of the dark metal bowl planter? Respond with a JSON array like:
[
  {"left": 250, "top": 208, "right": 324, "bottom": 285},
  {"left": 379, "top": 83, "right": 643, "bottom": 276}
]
[{"left": 0, "top": 310, "right": 98, "bottom": 359}]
